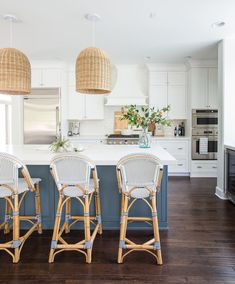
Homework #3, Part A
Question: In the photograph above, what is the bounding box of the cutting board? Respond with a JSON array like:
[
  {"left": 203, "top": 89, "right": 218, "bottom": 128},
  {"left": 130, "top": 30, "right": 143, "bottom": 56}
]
[{"left": 114, "top": 111, "right": 128, "bottom": 134}]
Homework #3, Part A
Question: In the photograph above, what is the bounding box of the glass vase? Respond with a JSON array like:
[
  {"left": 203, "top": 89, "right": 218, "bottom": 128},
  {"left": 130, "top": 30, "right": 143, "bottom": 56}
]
[{"left": 139, "top": 128, "right": 151, "bottom": 148}]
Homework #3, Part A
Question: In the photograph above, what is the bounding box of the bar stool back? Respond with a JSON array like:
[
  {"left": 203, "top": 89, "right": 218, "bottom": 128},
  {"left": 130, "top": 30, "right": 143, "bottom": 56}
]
[
  {"left": 0, "top": 152, "right": 42, "bottom": 263},
  {"left": 49, "top": 153, "right": 102, "bottom": 263},
  {"left": 116, "top": 153, "right": 163, "bottom": 264}
]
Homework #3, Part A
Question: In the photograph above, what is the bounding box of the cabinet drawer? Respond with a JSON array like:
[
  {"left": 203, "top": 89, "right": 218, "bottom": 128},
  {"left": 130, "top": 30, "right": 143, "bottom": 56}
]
[
  {"left": 156, "top": 141, "right": 188, "bottom": 156},
  {"left": 191, "top": 162, "right": 217, "bottom": 172},
  {"left": 168, "top": 160, "right": 188, "bottom": 173}
]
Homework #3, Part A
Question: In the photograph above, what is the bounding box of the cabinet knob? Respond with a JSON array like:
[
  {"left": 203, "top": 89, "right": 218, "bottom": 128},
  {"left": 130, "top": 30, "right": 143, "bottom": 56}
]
[
  {"left": 163, "top": 147, "right": 167, "bottom": 150},
  {"left": 197, "top": 166, "right": 202, "bottom": 169},
  {"left": 177, "top": 163, "right": 183, "bottom": 166},
  {"left": 212, "top": 166, "right": 217, "bottom": 169},
  {"left": 178, "top": 147, "right": 183, "bottom": 150}
]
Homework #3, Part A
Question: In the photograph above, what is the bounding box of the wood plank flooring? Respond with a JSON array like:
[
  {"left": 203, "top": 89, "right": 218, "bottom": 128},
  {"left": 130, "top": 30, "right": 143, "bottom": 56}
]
[{"left": 0, "top": 177, "right": 235, "bottom": 284}]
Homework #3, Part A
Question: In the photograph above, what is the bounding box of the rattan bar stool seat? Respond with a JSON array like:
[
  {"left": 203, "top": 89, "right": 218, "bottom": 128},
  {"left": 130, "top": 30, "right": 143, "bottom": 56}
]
[{"left": 0, "top": 178, "right": 41, "bottom": 198}]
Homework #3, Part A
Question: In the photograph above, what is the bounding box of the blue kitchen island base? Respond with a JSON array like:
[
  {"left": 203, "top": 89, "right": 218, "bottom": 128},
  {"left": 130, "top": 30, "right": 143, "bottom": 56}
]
[{"left": 0, "top": 165, "right": 168, "bottom": 230}]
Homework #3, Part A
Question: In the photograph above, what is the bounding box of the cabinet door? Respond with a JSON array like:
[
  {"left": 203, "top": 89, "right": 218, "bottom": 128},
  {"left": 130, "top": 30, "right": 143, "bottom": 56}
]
[
  {"left": 190, "top": 68, "right": 208, "bottom": 108},
  {"left": 168, "top": 85, "right": 187, "bottom": 119},
  {"left": 41, "top": 69, "right": 61, "bottom": 87},
  {"left": 85, "top": 95, "right": 104, "bottom": 120},
  {"left": 208, "top": 68, "right": 218, "bottom": 109},
  {"left": 149, "top": 85, "right": 168, "bottom": 110},
  {"left": 31, "top": 69, "right": 42, "bottom": 87},
  {"left": 149, "top": 72, "right": 167, "bottom": 85},
  {"left": 168, "top": 72, "right": 186, "bottom": 85},
  {"left": 68, "top": 87, "right": 85, "bottom": 119}
]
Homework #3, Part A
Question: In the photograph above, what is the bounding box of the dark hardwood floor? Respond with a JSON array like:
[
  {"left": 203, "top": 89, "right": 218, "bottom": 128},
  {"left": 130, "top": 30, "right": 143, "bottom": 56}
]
[{"left": 0, "top": 177, "right": 235, "bottom": 284}]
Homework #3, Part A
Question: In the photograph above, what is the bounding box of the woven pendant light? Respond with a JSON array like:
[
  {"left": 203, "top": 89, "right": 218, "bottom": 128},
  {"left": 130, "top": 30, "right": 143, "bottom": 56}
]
[
  {"left": 0, "top": 14, "right": 31, "bottom": 95},
  {"left": 0, "top": 48, "right": 31, "bottom": 95},
  {"left": 75, "top": 13, "right": 112, "bottom": 94},
  {"left": 76, "top": 47, "right": 111, "bottom": 94}
]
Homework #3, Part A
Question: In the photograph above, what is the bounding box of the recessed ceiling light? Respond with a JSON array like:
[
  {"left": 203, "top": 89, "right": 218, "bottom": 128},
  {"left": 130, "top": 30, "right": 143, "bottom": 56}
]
[
  {"left": 84, "top": 13, "right": 101, "bottom": 22},
  {"left": 211, "top": 21, "right": 226, "bottom": 28},
  {"left": 149, "top": 12, "right": 156, "bottom": 19},
  {"left": 2, "top": 14, "right": 21, "bottom": 23}
]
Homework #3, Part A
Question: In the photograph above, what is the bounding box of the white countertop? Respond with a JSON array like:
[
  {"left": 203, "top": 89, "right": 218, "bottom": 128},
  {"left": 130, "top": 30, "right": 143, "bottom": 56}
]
[
  {"left": 68, "top": 135, "right": 190, "bottom": 140},
  {"left": 0, "top": 144, "right": 176, "bottom": 166},
  {"left": 225, "top": 145, "right": 235, "bottom": 151}
]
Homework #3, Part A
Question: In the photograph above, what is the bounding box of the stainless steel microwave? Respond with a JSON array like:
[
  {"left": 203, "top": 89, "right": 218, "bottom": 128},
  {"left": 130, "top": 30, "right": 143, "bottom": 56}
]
[{"left": 192, "top": 109, "right": 218, "bottom": 128}]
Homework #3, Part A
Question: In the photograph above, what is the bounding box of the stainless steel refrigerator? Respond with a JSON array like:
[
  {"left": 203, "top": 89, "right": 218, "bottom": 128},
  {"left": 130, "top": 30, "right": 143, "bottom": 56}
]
[{"left": 23, "top": 88, "right": 60, "bottom": 144}]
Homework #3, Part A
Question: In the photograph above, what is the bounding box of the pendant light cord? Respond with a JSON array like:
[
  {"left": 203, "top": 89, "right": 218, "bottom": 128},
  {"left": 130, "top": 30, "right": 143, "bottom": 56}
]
[
  {"left": 10, "top": 18, "right": 13, "bottom": 48},
  {"left": 92, "top": 20, "right": 96, "bottom": 47}
]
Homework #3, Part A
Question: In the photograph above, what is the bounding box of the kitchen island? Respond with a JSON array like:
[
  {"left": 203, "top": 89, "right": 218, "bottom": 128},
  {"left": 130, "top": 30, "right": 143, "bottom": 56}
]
[{"left": 0, "top": 144, "right": 176, "bottom": 229}]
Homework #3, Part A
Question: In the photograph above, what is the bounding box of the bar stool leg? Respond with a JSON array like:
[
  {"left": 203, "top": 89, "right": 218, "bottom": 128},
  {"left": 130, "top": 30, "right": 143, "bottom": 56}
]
[
  {"left": 49, "top": 194, "right": 63, "bottom": 263},
  {"left": 65, "top": 198, "right": 71, "bottom": 234},
  {"left": 4, "top": 199, "right": 11, "bottom": 234},
  {"left": 94, "top": 191, "right": 102, "bottom": 235},
  {"left": 118, "top": 194, "right": 128, "bottom": 264},
  {"left": 84, "top": 194, "right": 92, "bottom": 263},
  {"left": 35, "top": 183, "right": 42, "bottom": 234},
  {"left": 93, "top": 170, "right": 102, "bottom": 235},
  {"left": 12, "top": 194, "right": 20, "bottom": 263},
  {"left": 151, "top": 194, "right": 162, "bottom": 265}
]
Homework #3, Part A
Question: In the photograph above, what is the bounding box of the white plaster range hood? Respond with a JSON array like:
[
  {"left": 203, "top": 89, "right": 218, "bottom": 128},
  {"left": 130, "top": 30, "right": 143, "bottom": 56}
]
[{"left": 105, "top": 65, "right": 147, "bottom": 106}]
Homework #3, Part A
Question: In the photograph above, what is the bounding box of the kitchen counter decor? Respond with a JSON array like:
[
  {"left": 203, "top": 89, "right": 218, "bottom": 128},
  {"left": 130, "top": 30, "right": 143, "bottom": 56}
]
[
  {"left": 49, "top": 136, "right": 71, "bottom": 153},
  {"left": 121, "top": 105, "right": 171, "bottom": 148}
]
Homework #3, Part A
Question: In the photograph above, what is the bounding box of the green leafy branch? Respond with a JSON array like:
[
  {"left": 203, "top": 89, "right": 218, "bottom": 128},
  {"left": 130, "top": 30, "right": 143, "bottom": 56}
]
[{"left": 121, "top": 105, "right": 171, "bottom": 129}]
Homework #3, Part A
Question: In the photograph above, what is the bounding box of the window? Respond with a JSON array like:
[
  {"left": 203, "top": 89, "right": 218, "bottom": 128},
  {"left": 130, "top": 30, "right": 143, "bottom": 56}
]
[{"left": 0, "top": 95, "right": 12, "bottom": 144}]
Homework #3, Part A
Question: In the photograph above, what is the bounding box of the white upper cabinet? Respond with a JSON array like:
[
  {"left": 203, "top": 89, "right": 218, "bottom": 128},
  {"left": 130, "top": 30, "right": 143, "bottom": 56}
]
[
  {"left": 168, "top": 85, "right": 187, "bottom": 119},
  {"left": 32, "top": 68, "right": 61, "bottom": 87},
  {"left": 149, "top": 70, "right": 187, "bottom": 119},
  {"left": 190, "top": 67, "right": 218, "bottom": 109},
  {"left": 84, "top": 95, "right": 104, "bottom": 120},
  {"left": 208, "top": 68, "right": 218, "bottom": 109},
  {"left": 149, "top": 72, "right": 167, "bottom": 85},
  {"left": 149, "top": 85, "right": 168, "bottom": 110},
  {"left": 67, "top": 82, "right": 104, "bottom": 120},
  {"left": 168, "top": 72, "right": 186, "bottom": 85}
]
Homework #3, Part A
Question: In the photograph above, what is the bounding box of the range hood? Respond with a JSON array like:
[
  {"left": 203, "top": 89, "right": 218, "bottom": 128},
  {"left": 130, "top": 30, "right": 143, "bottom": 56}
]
[{"left": 105, "top": 65, "right": 147, "bottom": 106}]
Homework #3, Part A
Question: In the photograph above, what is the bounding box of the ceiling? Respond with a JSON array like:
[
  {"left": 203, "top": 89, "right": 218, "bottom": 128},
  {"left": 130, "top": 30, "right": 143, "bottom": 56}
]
[{"left": 0, "top": 0, "right": 235, "bottom": 64}]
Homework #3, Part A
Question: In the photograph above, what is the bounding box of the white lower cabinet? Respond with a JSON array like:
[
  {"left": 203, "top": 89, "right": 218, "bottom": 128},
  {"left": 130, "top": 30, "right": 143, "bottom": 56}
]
[
  {"left": 190, "top": 160, "right": 217, "bottom": 178},
  {"left": 154, "top": 139, "right": 190, "bottom": 176}
]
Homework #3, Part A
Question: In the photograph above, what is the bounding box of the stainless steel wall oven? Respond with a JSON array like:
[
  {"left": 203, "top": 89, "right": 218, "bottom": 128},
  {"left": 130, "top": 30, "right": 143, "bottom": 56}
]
[{"left": 192, "top": 109, "right": 218, "bottom": 160}]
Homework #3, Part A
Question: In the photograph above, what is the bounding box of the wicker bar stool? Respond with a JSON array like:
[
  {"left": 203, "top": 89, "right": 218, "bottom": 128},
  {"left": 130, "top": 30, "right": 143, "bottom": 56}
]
[
  {"left": 116, "top": 153, "right": 163, "bottom": 265},
  {"left": 49, "top": 154, "right": 102, "bottom": 263},
  {"left": 0, "top": 153, "right": 42, "bottom": 263}
]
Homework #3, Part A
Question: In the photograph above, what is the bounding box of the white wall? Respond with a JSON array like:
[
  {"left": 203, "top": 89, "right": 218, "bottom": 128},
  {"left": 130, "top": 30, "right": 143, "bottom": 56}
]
[
  {"left": 79, "top": 106, "right": 120, "bottom": 136},
  {"left": 216, "top": 38, "right": 235, "bottom": 198}
]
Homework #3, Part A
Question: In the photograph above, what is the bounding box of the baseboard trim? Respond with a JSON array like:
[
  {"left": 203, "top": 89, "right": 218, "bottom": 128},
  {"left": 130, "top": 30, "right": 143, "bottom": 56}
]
[
  {"left": 169, "top": 172, "right": 190, "bottom": 177},
  {"left": 215, "top": 186, "right": 228, "bottom": 200}
]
